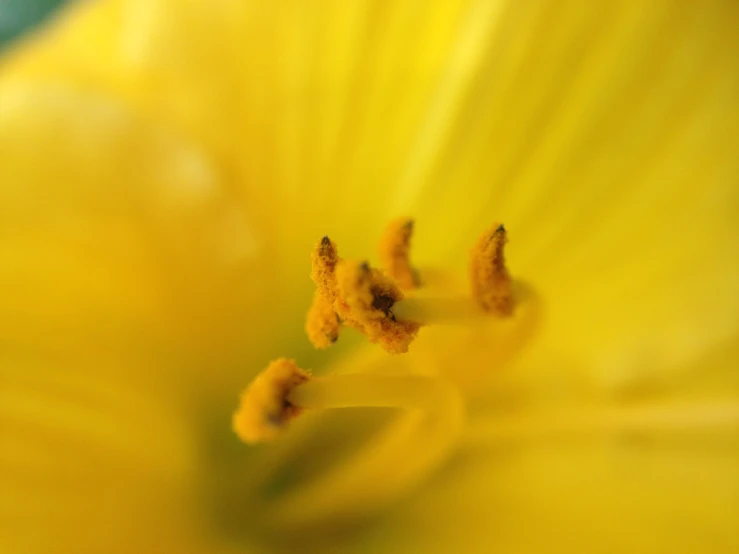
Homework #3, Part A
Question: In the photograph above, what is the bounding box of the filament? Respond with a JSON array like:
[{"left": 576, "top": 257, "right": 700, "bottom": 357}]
[
  {"left": 263, "top": 373, "right": 464, "bottom": 527},
  {"left": 393, "top": 296, "right": 484, "bottom": 325},
  {"left": 393, "top": 279, "right": 540, "bottom": 328}
]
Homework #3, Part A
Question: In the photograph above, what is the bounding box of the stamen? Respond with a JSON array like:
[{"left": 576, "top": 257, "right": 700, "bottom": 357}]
[
  {"left": 306, "top": 221, "right": 522, "bottom": 353},
  {"left": 394, "top": 281, "right": 541, "bottom": 390},
  {"left": 469, "top": 224, "right": 513, "bottom": 316},
  {"left": 268, "top": 371, "right": 463, "bottom": 526},
  {"left": 393, "top": 279, "right": 538, "bottom": 327},
  {"left": 232, "top": 358, "right": 311, "bottom": 444},
  {"left": 311, "top": 236, "right": 340, "bottom": 300},
  {"left": 306, "top": 236, "right": 343, "bottom": 349},
  {"left": 305, "top": 292, "right": 340, "bottom": 348},
  {"left": 305, "top": 234, "right": 420, "bottom": 354},
  {"left": 392, "top": 296, "right": 483, "bottom": 325},
  {"left": 233, "top": 360, "right": 463, "bottom": 525},
  {"left": 379, "top": 217, "right": 419, "bottom": 290},
  {"left": 334, "top": 260, "right": 420, "bottom": 354}
]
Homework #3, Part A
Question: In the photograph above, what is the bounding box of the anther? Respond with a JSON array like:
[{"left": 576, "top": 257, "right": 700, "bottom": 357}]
[
  {"left": 469, "top": 223, "right": 513, "bottom": 316},
  {"left": 306, "top": 236, "right": 343, "bottom": 348},
  {"left": 379, "top": 217, "right": 420, "bottom": 290},
  {"left": 335, "top": 260, "right": 420, "bottom": 354},
  {"left": 311, "top": 236, "right": 340, "bottom": 300},
  {"left": 306, "top": 221, "right": 519, "bottom": 354},
  {"left": 232, "top": 358, "right": 311, "bottom": 444},
  {"left": 306, "top": 236, "right": 420, "bottom": 354},
  {"left": 305, "top": 293, "right": 341, "bottom": 348}
]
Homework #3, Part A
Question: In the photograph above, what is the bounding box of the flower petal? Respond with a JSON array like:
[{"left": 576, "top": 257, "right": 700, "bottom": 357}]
[
  {"left": 361, "top": 341, "right": 739, "bottom": 553},
  {"left": 7, "top": 1, "right": 736, "bottom": 383},
  {"left": 0, "top": 356, "right": 208, "bottom": 554},
  {"left": 0, "top": 79, "right": 286, "bottom": 380}
]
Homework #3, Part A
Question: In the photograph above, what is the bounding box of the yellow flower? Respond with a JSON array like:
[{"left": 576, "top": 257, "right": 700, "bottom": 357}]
[{"left": 1, "top": 1, "right": 738, "bottom": 553}]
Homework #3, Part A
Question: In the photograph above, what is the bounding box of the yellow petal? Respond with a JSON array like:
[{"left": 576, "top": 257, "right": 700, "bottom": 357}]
[
  {"left": 364, "top": 341, "right": 739, "bottom": 554},
  {"left": 1, "top": 0, "right": 738, "bottom": 552},
  {"left": 0, "top": 356, "right": 206, "bottom": 554},
  {"left": 5, "top": 1, "right": 737, "bottom": 379},
  {"left": 0, "top": 79, "right": 288, "bottom": 382}
]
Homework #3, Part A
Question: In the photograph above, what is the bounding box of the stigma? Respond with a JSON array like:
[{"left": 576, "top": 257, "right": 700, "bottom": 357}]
[{"left": 306, "top": 219, "right": 516, "bottom": 354}]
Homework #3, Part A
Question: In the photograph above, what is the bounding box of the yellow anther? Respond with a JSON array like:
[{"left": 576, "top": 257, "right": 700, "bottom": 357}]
[
  {"left": 469, "top": 224, "right": 513, "bottom": 316},
  {"left": 306, "top": 236, "right": 343, "bottom": 349},
  {"left": 306, "top": 221, "right": 519, "bottom": 353},
  {"left": 305, "top": 291, "right": 341, "bottom": 348},
  {"left": 335, "top": 260, "right": 420, "bottom": 354},
  {"left": 306, "top": 235, "right": 420, "bottom": 354},
  {"left": 232, "top": 358, "right": 311, "bottom": 444},
  {"left": 311, "top": 236, "right": 340, "bottom": 300},
  {"left": 379, "top": 217, "right": 419, "bottom": 290}
]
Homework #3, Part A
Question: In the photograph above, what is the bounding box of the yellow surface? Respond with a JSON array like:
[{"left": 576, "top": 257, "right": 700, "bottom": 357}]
[{"left": 1, "top": 0, "right": 738, "bottom": 553}]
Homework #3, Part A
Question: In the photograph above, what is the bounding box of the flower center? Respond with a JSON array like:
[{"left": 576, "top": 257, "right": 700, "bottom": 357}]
[
  {"left": 306, "top": 220, "right": 518, "bottom": 354},
  {"left": 232, "top": 219, "right": 542, "bottom": 529}
]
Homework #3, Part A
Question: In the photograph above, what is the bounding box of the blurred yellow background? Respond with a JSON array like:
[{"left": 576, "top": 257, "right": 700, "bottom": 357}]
[{"left": 1, "top": 1, "right": 738, "bottom": 553}]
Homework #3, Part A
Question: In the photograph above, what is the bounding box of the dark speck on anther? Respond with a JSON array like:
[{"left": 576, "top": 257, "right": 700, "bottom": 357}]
[
  {"left": 372, "top": 293, "right": 395, "bottom": 316},
  {"left": 360, "top": 261, "right": 371, "bottom": 273},
  {"left": 266, "top": 411, "right": 283, "bottom": 427},
  {"left": 496, "top": 224, "right": 506, "bottom": 233},
  {"left": 321, "top": 236, "right": 331, "bottom": 246}
]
